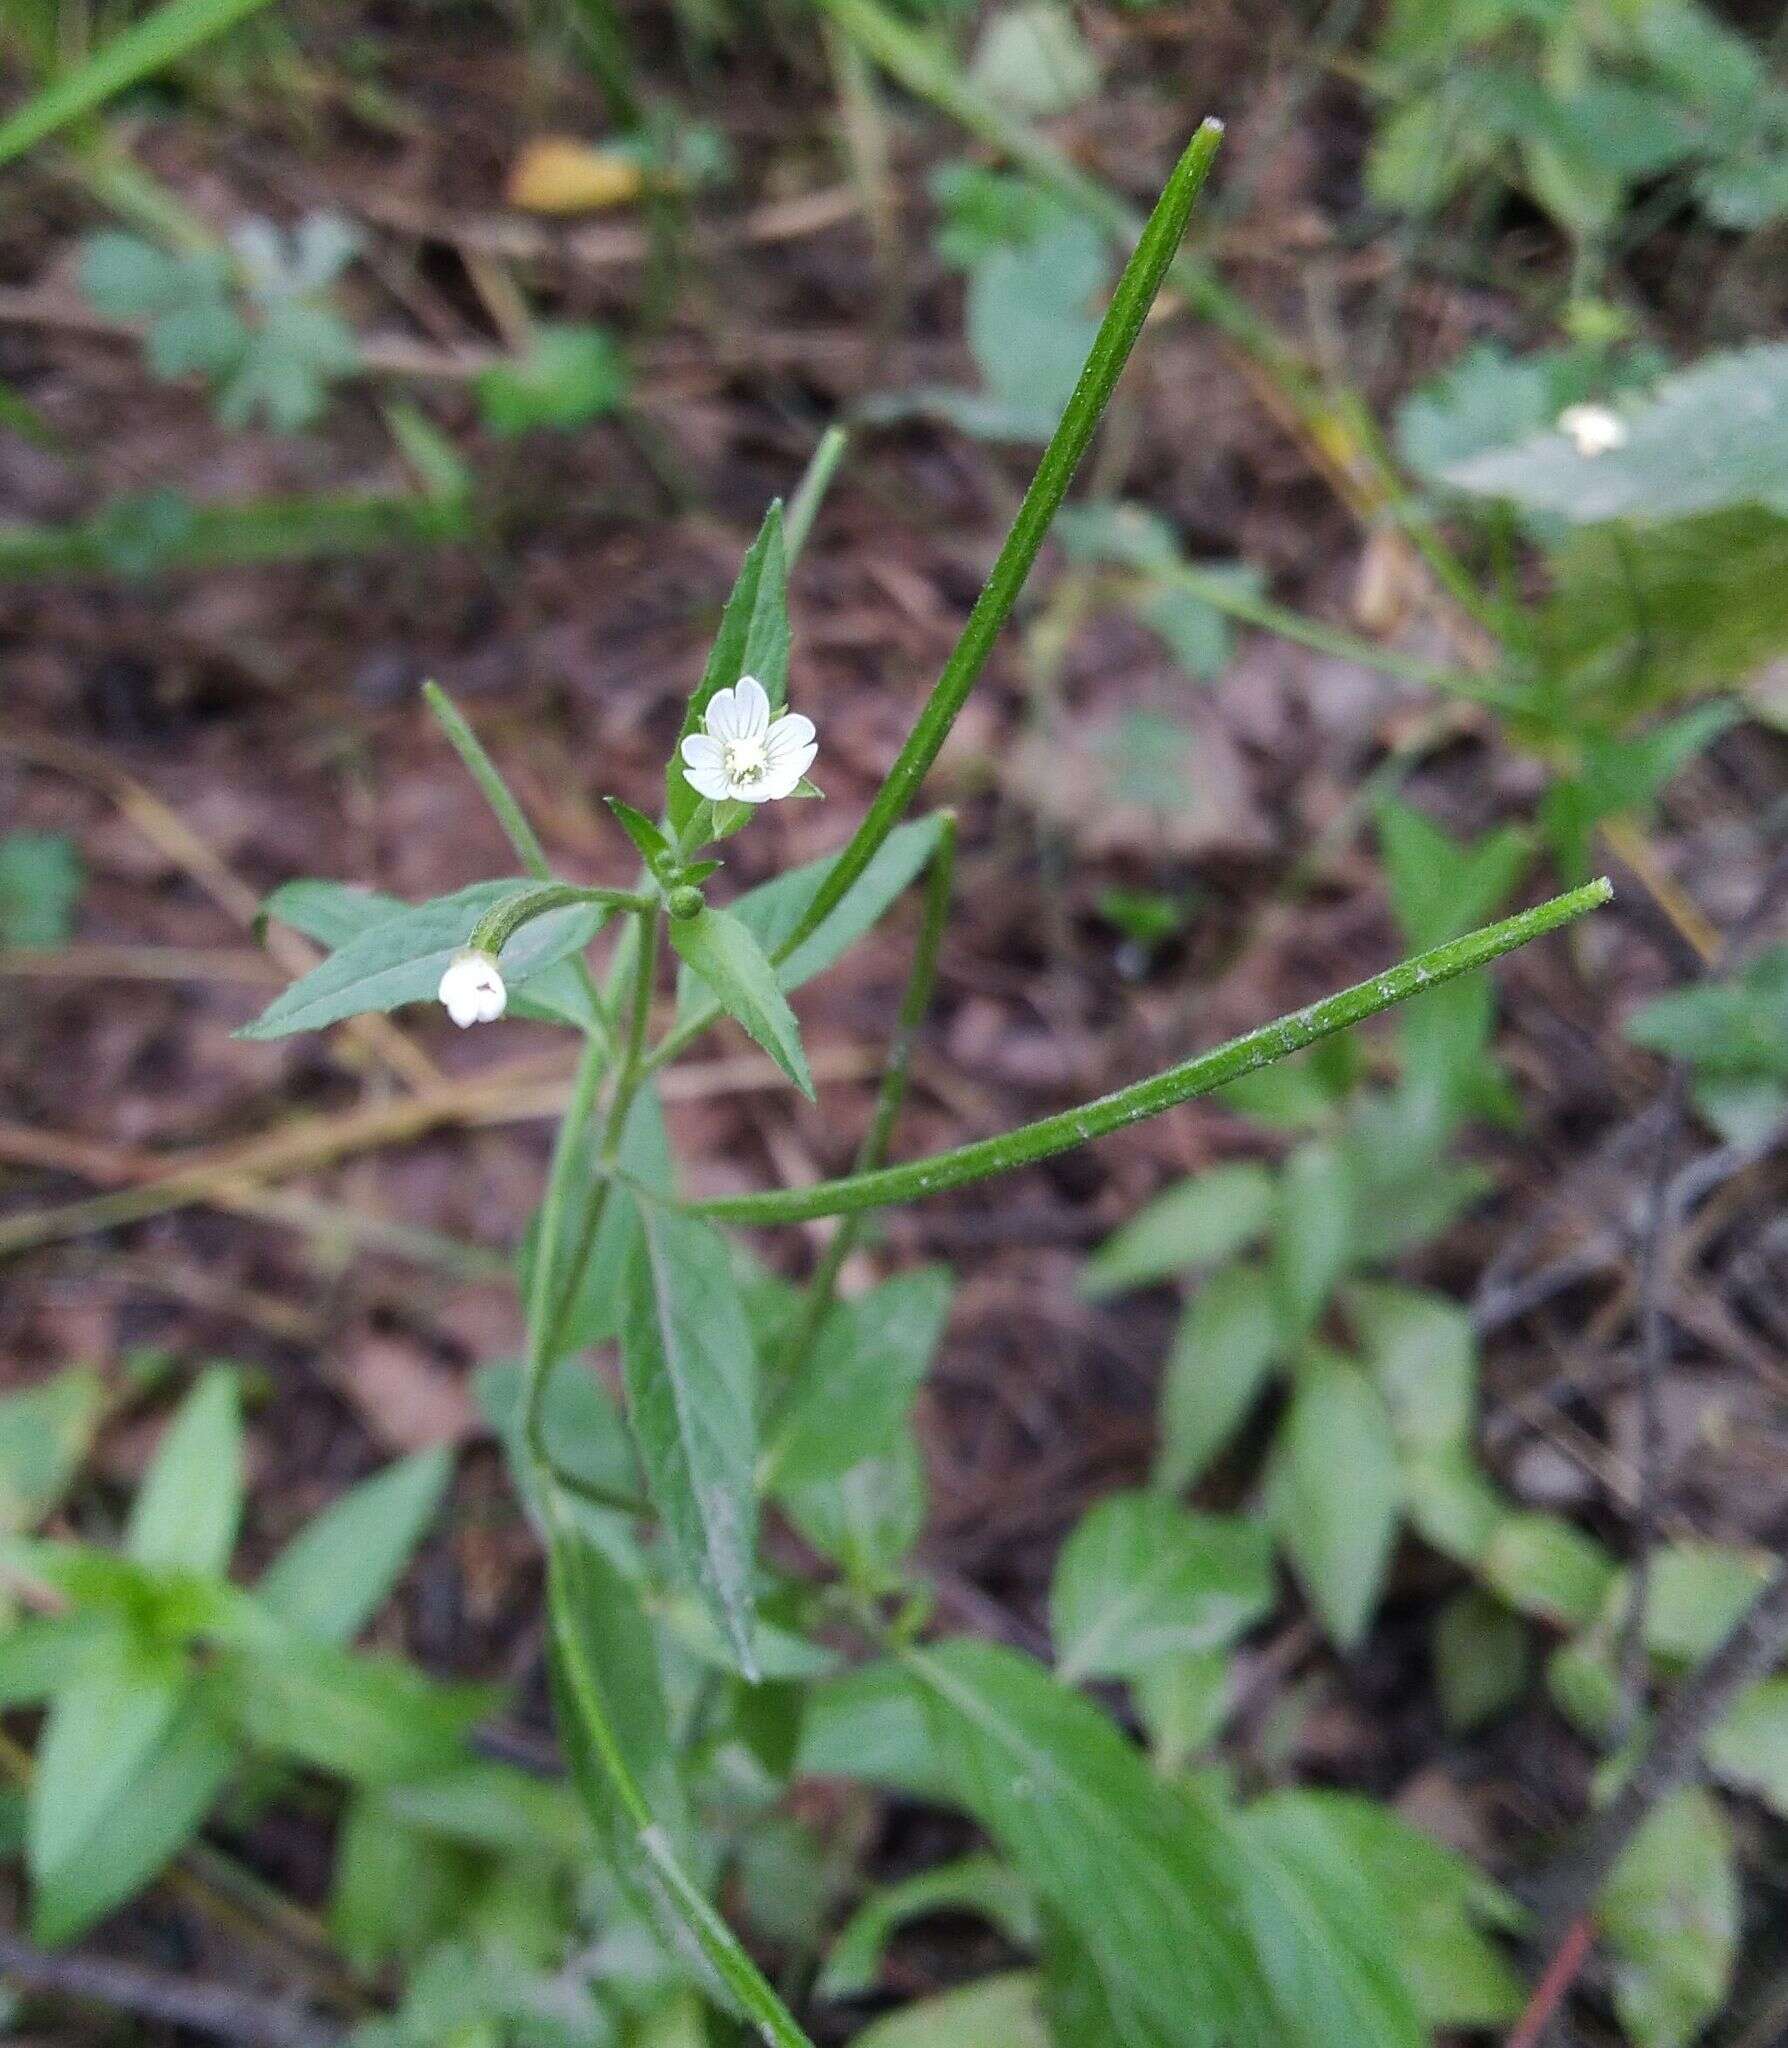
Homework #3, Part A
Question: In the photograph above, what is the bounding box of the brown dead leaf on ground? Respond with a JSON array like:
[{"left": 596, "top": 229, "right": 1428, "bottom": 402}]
[{"left": 329, "top": 1329, "right": 481, "bottom": 1451}]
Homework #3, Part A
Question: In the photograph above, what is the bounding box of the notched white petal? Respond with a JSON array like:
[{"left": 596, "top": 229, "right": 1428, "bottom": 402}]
[
  {"left": 702, "top": 683, "right": 745, "bottom": 743},
  {"left": 730, "top": 674, "right": 771, "bottom": 738},
  {"left": 765, "top": 712, "right": 816, "bottom": 760}
]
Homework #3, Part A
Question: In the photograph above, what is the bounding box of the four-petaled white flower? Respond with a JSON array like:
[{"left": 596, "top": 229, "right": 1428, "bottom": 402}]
[
  {"left": 1558, "top": 403, "right": 1628, "bottom": 458},
  {"left": 680, "top": 675, "right": 817, "bottom": 805},
  {"left": 439, "top": 948, "right": 506, "bottom": 1028}
]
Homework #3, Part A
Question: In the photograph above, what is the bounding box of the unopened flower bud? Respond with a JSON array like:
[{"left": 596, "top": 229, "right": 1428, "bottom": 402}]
[{"left": 438, "top": 948, "right": 506, "bottom": 1027}]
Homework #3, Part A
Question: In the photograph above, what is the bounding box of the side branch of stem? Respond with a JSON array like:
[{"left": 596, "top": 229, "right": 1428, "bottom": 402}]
[{"left": 681, "top": 881, "right": 1611, "bottom": 1225}]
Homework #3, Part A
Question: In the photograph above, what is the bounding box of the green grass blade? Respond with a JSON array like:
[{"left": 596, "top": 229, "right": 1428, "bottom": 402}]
[
  {"left": 0, "top": 487, "right": 468, "bottom": 580},
  {"left": 685, "top": 881, "right": 1611, "bottom": 1224},
  {"left": 773, "top": 118, "right": 1223, "bottom": 966},
  {"left": 0, "top": 0, "right": 281, "bottom": 169}
]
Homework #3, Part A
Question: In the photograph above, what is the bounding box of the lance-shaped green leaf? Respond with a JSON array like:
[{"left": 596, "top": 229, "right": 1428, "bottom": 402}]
[
  {"left": 619, "top": 1207, "right": 760, "bottom": 1675},
  {"left": 242, "top": 880, "right": 604, "bottom": 1038},
  {"left": 607, "top": 797, "right": 676, "bottom": 876},
  {"left": 1081, "top": 1163, "right": 1276, "bottom": 1297},
  {"left": 662, "top": 817, "right": 943, "bottom": 1064},
  {"left": 256, "top": 1448, "right": 451, "bottom": 1646},
  {"left": 1600, "top": 1789, "right": 1737, "bottom": 2048},
  {"left": 1443, "top": 343, "right": 1788, "bottom": 524},
  {"left": 28, "top": 1633, "right": 187, "bottom": 1911},
  {"left": 765, "top": 1268, "right": 953, "bottom": 1489},
  {"left": 780, "top": 1434, "right": 928, "bottom": 1591},
  {"left": 1236, "top": 1792, "right": 1494, "bottom": 2039},
  {"left": 32, "top": 1675, "right": 236, "bottom": 1945},
  {"left": 1051, "top": 1494, "right": 1273, "bottom": 1683},
  {"left": 909, "top": 1639, "right": 1275, "bottom": 2043},
  {"left": 850, "top": 1974, "right": 1050, "bottom": 2048},
  {"left": 547, "top": 1520, "right": 814, "bottom": 2048},
  {"left": 1707, "top": 1678, "right": 1788, "bottom": 1817},
  {"left": 226, "top": 1639, "right": 491, "bottom": 1784},
  {"left": 683, "top": 882, "right": 1612, "bottom": 1225},
  {"left": 669, "top": 904, "right": 814, "bottom": 1098},
  {"left": 126, "top": 1369, "right": 242, "bottom": 1577},
  {"left": 1157, "top": 1263, "right": 1282, "bottom": 1494},
  {"left": 261, "top": 876, "right": 598, "bottom": 1032},
  {"left": 667, "top": 504, "right": 790, "bottom": 837},
  {"left": 0, "top": 1367, "right": 105, "bottom": 1535},
  {"left": 1274, "top": 1352, "right": 1399, "bottom": 1650}
]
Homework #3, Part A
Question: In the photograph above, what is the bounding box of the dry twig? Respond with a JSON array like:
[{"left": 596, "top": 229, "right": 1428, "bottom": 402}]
[{"left": 0, "top": 1928, "right": 343, "bottom": 2048}]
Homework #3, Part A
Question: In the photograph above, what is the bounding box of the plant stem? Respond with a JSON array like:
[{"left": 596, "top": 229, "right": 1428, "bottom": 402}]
[
  {"left": 422, "top": 682, "right": 556, "bottom": 880},
  {"left": 784, "top": 425, "right": 851, "bottom": 563},
  {"left": 769, "top": 119, "right": 1225, "bottom": 970},
  {"left": 423, "top": 681, "right": 617, "bottom": 1053},
  {"left": 0, "top": 0, "right": 281, "bottom": 167},
  {"left": 467, "top": 882, "right": 657, "bottom": 957},
  {"left": 605, "top": 905, "right": 662, "bottom": 1161},
  {"left": 521, "top": 1030, "right": 611, "bottom": 1476},
  {"left": 765, "top": 814, "right": 956, "bottom": 1450},
  {"left": 529, "top": 902, "right": 663, "bottom": 1455},
  {"left": 560, "top": 0, "right": 642, "bottom": 128},
  {"left": 544, "top": 1507, "right": 818, "bottom": 2048},
  {"left": 679, "top": 881, "right": 1610, "bottom": 1224}
]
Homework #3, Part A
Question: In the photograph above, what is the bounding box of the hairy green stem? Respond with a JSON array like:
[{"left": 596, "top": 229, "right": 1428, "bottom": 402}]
[
  {"left": 605, "top": 902, "right": 663, "bottom": 1163},
  {"left": 525, "top": 896, "right": 816, "bottom": 2040},
  {"left": 769, "top": 120, "right": 1224, "bottom": 969},
  {"left": 466, "top": 882, "right": 657, "bottom": 958},
  {"left": 678, "top": 881, "right": 1610, "bottom": 1225},
  {"left": 561, "top": 0, "right": 642, "bottom": 128},
  {"left": 533, "top": 409, "right": 847, "bottom": 1355}
]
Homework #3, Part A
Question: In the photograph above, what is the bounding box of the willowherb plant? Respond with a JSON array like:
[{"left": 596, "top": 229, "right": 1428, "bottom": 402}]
[{"left": 244, "top": 125, "right": 1609, "bottom": 2046}]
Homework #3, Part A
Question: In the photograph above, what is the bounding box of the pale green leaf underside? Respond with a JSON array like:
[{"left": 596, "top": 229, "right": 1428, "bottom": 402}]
[
  {"left": 244, "top": 879, "right": 603, "bottom": 1037},
  {"left": 1445, "top": 343, "right": 1788, "bottom": 523}
]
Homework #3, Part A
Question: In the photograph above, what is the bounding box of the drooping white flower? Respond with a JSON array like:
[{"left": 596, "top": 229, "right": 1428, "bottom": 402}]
[
  {"left": 1557, "top": 403, "right": 1628, "bottom": 458},
  {"left": 438, "top": 948, "right": 506, "bottom": 1027},
  {"left": 680, "top": 675, "right": 817, "bottom": 806}
]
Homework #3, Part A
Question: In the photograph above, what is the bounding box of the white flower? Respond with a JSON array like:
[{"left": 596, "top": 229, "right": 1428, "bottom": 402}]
[
  {"left": 680, "top": 675, "right": 817, "bottom": 806},
  {"left": 1558, "top": 403, "right": 1629, "bottom": 458},
  {"left": 438, "top": 948, "right": 506, "bottom": 1028}
]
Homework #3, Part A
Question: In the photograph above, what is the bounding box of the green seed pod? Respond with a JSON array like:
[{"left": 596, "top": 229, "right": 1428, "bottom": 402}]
[{"left": 665, "top": 884, "right": 705, "bottom": 922}]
